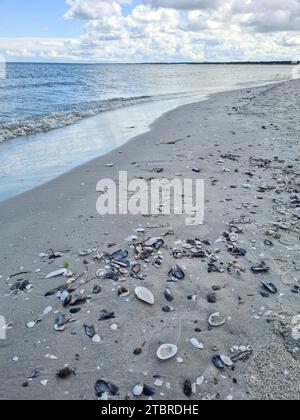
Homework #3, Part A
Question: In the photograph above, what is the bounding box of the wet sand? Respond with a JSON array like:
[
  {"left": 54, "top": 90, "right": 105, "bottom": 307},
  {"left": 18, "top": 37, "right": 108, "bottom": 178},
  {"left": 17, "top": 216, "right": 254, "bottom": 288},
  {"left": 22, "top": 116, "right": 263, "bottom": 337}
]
[{"left": 0, "top": 79, "right": 300, "bottom": 400}]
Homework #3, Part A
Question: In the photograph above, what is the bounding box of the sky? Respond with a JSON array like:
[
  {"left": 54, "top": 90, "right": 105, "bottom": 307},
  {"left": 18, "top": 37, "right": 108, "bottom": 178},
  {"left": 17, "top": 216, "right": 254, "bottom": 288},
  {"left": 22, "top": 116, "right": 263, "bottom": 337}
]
[{"left": 0, "top": 0, "right": 300, "bottom": 62}]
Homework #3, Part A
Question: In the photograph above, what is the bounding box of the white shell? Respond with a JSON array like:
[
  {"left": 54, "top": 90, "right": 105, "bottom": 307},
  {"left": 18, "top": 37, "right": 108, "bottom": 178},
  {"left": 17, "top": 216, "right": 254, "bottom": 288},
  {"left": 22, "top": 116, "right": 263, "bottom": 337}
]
[
  {"left": 208, "top": 312, "right": 226, "bottom": 327},
  {"left": 133, "top": 384, "right": 144, "bottom": 397},
  {"left": 196, "top": 376, "right": 204, "bottom": 386},
  {"left": 26, "top": 321, "right": 36, "bottom": 329},
  {"left": 45, "top": 269, "right": 68, "bottom": 279},
  {"left": 96, "top": 269, "right": 106, "bottom": 279},
  {"left": 229, "top": 233, "right": 239, "bottom": 242},
  {"left": 43, "top": 306, "right": 52, "bottom": 316},
  {"left": 92, "top": 334, "right": 101, "bottom": 343},
  {"left": 220, "top": 355, "right": 233, "bottom": 367},
  {"left": 78, "top": 249, "right": 93, "bottom": 256},
  {"left": 135, "top": 287, "right": 155, "bottom": 305},
  {"left": 190, "top": 338, "right": 204, "bottom": 349},
  {"left": 157, "top": 344, "right": 178, "bottom": 360}
]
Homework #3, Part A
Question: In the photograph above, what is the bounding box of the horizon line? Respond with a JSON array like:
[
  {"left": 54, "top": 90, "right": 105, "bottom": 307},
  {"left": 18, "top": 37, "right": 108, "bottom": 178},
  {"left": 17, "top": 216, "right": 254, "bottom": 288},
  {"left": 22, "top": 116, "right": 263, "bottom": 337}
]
[{"left": 4, "top": 60, "right": 300, "bottom": 65}]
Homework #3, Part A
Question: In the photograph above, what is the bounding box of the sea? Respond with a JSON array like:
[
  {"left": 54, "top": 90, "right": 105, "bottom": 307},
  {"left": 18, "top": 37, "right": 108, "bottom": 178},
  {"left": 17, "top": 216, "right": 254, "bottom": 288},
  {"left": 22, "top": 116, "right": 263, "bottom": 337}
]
[{"left": 0, "top": 63, "right": 296, "bottom": 201}]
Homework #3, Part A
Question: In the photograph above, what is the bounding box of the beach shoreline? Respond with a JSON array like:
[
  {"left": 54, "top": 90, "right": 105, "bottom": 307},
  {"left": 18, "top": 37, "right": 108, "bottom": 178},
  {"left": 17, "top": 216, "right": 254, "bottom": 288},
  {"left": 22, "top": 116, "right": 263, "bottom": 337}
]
[{"left": 0, "top": 79, "right": 300, "bottom": 400}]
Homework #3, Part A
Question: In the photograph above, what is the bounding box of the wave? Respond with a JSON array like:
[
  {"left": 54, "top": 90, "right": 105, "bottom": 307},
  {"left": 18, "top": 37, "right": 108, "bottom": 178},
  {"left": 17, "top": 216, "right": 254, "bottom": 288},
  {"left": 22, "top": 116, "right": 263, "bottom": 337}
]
[{"left": 0, "top": 95, "right": 152, "bottom": 142}]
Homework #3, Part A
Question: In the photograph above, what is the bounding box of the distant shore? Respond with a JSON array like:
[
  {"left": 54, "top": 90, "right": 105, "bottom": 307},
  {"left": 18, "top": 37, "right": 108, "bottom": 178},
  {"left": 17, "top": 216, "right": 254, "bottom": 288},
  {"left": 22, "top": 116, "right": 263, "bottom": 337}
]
[{"left": 0, "top": 79, "right": 300, "bottom": 400}]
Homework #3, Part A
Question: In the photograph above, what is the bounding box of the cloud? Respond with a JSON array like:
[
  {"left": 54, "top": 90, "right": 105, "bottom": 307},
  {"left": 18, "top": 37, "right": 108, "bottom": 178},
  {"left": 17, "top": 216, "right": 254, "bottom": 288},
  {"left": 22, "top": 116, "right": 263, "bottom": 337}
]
[{"left": 1, "top": 0, "right": 300, "bottom": 62}]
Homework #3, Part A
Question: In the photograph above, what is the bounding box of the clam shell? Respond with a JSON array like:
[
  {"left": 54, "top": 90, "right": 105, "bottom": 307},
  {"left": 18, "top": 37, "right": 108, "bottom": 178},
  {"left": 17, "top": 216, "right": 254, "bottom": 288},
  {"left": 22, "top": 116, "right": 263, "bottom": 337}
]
[
  {"left": 133, "top": 384, "right": 144, "bottom": 397},
  {"left": 135, "top": 287, "right": 155, "bottom": 305},
  {"left": 157, "top": 344, "right": 178, "bottom": 361},
  {"left": 209, "top": 312, "right": 226, "bottom": 327}
]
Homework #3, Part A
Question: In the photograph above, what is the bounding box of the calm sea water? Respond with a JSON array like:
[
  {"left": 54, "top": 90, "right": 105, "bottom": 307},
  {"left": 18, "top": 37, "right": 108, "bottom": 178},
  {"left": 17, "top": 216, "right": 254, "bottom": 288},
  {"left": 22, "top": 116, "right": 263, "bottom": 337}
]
[{"left": 0, "top": 63, "right": 296, "bottom": 201}]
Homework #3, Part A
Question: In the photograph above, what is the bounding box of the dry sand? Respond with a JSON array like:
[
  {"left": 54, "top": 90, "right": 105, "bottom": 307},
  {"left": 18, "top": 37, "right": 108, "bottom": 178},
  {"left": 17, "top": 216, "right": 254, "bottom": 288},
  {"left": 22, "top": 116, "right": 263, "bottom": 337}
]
[{"left": 0, "top": 80, "right": 300, "bottom": 400}]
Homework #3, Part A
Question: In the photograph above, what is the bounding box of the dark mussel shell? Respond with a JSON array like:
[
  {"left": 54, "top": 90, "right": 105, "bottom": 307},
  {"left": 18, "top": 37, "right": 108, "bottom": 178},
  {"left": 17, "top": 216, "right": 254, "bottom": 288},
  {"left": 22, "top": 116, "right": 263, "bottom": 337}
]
[
  {"left": 111, "top": 249, "right": 128, "bottom": 260},
  {"left": 10, "top": 279, "right": 30, "bottom": 292},
  {"left": 164, "top": 287, "right": 174, "bottom": 302},
  {"left": 99, "top": 310, "right": 115, "bottom": 321},
  {"left": 208, "top": 263, "right": 225, "bottom": 273},
  {"left": 130, "top": 264, "right": 141, "bottom": 278},
  {"left": 95, "top": 380, "right": 119, "bottom": 398},
  {"left": 251, "top": 262, "right": 270, "bottom": 274},
  {"left": 153, "top": 239, "right": 165, "bottom": 251},
  {"left": 228, "top": 245, "right": 247, "bottom": 257},
  {"left": 70, "top": 308, "right": 81, "bottom": 314},
  {"left": 112, "top": 258, "right": 130, "bottom": 268},
  {"left": 264, "top": 240, "right": 274, "bottom": 247},
  {"left": 55, "top": 314, "right": 67, "bottom": 328},
  {"left": 84, "top": 324, "right": 96, "bottom": 338},
  {"left": 56, "top": 367, "right": 76, "bottom": 379},
  {"left": 212, "top": 355, "right": 225, "bottom": 369},
  {"left": 69, "top": 295, "right": 88, "bottom": 306},
  {"left": 183, "top": 380, "right": 192, "bottom": 397},
  {"left": 261, "top": 281, "right": 278, "bottom": 294},
  {"left": 291, "top": 285, "right": 300, "bottom": 294},
  {"left": 169, "top": 265, "right": 185, "bottom": 280},
  {"left": 143, "top": 385, "right": 156, "bottom": 396},
  {"left": 92, "top": 285, "right": 102, "bottom": 295}
]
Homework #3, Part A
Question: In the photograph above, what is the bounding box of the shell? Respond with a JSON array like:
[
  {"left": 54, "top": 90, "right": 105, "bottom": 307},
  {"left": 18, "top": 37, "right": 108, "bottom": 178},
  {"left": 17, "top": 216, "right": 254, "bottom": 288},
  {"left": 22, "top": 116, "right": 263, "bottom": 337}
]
[
  {"left": 135, "top": 287, "right": 155, "bottom": 305},
  {"left": 190, "top": 338, "right": 204, "bottom": 350},
  {"left": 78, "top": 249, "right": 93, "bottom": 256},
  {"left": 157, "top": 344, "right": 178, "bottom": 361},
  {"left": 212, "top": 355, "right": 225, "bottom": 369},
  {"left": 96, "top": 269, "right": 107, "bottom": 279},
  {"left": 208, "top": 312, "right": 226, "bottom": 327},
  {"left": 45, "top": 269, "right": 69, "bottom": 279},
  {"left": 164, "top": 288, "right": 174, "bottom": 302},
  {"left": 220, "top": 355, "right": 234, "bottom": 367},
  {"left": 133, "top": 384, "right": 144, "bottom": 397}
]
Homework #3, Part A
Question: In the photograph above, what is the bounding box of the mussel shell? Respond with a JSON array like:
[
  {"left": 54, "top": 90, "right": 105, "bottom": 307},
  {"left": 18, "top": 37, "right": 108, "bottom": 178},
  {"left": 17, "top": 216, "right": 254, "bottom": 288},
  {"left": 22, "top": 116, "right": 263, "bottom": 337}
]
[
  {"left": 212, "top": 355, "right": 225, "bottom": 369},
  {"left": 54, "top": 314, "right": 67, "bottom": 328},
  {"left": 164, "top": 288, "right": 174, "bottom": 302},
  {"left": 169, "top": 265, "right": 185, "bottom": 280},
  {"left": 11, "top": 279, "right": 30, "bottom": 292},
  {"left": 112, "top": 258, "right": 130, "bottom": 268},
  {"left": 84, "top": 324, "right": 96, "bottom": 338},
  {"left": 184, "top": 380, "right": 192, "bottom": 397},
  {"left": 95, "top": 380, "right": 119, "bottom": 398},
  {"left": 261, "top": 281, "right": 277, "bottom": 294},
  {"left": 143, "top": 385, "right": 156, "bottom": 396},
  {"left": 56, "top": 367, "right": 75, "bottom": 379},
  {"left": 99, "top": 310, "right": 115, "bottom": 321},
  {"left": 69, "top": 295, "right": 88, "bottom": 306},
  {"left": 92, "top": 285, "right": 102, "bottom": 295},
  {"left": 131, "top": 264, "right": 141, "bottom": 274},
  {"left": 70, "top": 308, "right": 81, "bottom": 314},
  {"left": 228, "top": 246, "right": 247, "bottom": 256},
  {"left": 111, "top": 249, "right": 128, "bottom": 260},
  {"left": 251, "top": 262, "right": 270, "bottom": 273}
]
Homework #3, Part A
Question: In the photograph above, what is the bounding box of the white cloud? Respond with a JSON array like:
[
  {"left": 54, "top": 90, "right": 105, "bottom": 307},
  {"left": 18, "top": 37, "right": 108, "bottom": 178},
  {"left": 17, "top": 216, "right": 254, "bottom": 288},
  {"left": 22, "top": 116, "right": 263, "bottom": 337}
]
[{"left": 1, "top": 0, "right": 300, "bottom": 62}]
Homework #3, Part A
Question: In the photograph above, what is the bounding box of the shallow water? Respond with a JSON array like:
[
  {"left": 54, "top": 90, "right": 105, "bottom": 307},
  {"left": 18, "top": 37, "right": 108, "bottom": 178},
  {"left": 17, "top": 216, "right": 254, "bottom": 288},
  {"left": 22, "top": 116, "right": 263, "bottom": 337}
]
[{"left": 0, "top": 63, "right": 296, "bottom": 201}]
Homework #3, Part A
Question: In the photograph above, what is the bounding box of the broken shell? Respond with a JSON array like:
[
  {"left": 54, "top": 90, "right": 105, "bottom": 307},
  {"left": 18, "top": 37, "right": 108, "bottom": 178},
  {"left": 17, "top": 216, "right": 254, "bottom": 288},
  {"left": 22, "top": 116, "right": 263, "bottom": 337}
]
[
  {"left": 118, "top": 287, "right": 130, "bottom": 297},
  {"left": 92, "top": 334, "right": 101, "bottom": 344},
  {"left": 208, "top": 313, "right": 226, "bottom": 327},
  {"left": 135, "top": 287, "right": 155, "bottom": 305},
  {"left": 220, "top": 355, "right": 234, "bottom": 367},
  {"left": 184, "top": 380, "right": 192, "bottom": 397},
  {"left": 190, "top": 338, "right": 204, "bottom": 350},
  {"left": 99, "top": 310, "right": 115, "bottom": 321},
  {"left": 157, "top": 344, "right": 178, "bottom": 361},
  {"left": 92, "top": 285, "right": 102, "bottom": 295},
  {"left": 45, "top": 269, "right": 71, "bottom": 279},
  {"left": 229, "top": 233, "right": 239, "bottom": 242},
  {"left": 96, "top": 269, "right": 106, "bottom": 279},
  {"left": 78, "top": 249, "right": 93, "bottom": 256},
  {"left": 133, "top": 384, "right": 144, "bottom": 397},
  {"left": 164, "top": 287, "right": 174, "bottom": 302},
  {"left": 84, "top": 324, "right": 96, "bottom": 339},
  {"left": 26, "top": 319, "right": 42, "bottom": 329}
]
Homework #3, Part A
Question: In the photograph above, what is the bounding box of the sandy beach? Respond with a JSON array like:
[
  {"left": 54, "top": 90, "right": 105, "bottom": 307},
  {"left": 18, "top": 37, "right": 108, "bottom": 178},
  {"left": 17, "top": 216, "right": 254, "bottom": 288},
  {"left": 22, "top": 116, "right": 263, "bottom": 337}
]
[{"left": 0, "top": 79, "right": 300, "bottom": 400}]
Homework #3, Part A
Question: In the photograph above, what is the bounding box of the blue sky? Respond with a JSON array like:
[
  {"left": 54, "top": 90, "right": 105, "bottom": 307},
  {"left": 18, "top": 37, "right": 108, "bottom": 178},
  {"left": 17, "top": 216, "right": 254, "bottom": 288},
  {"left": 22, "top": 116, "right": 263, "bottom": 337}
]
[
  {"left": 0, "top": 0, "right": 83, "bottom": 37},
  {"left": 0, "top": 0, "right": 299, "bottom": 62}
]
